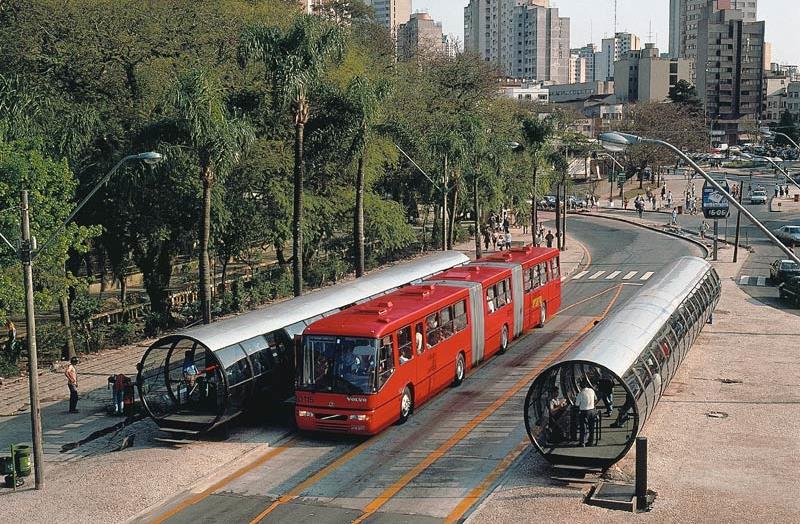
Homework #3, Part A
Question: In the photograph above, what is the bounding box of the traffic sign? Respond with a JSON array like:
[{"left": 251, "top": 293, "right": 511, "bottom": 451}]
[{"left": 702, "top": 179, "right": 730, "bottom": 219}]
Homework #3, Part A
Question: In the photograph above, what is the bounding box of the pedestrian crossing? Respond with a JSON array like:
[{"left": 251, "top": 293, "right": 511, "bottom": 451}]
[
  {"left": 738, "top": 275, "right": 769, "bottom": 287},
  {"left": 569, "top": 269, "right": 656, "bottom": 282}
]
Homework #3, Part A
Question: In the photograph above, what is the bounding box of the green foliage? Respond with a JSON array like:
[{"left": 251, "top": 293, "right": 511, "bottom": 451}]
[
  {"left": 775, "top": 111, "right": 799, "bottom": 146},
  {"left": 0, "top": 140, "right": 97, "bottom": 316}
]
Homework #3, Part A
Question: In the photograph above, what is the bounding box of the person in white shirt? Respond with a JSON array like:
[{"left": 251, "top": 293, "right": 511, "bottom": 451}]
[{"left": 576, "top": 380, "right": 598, "bottom": 447}]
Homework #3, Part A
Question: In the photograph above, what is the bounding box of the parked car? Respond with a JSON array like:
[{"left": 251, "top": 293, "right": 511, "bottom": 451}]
[
  {"left": 750, "top": 190, "right": 768, "bottom": 205},
  {"left": 778, "top": 276, "right": 800, "bottom": 307},
  {"left": 538, "top": 195, "right": 557, "bottom": 210},
  {"left": 770, "top": 259, "right": 800, "bottom": 283},
  {"left": 775, "top": 225, "right": 800, "bottom": 247}
]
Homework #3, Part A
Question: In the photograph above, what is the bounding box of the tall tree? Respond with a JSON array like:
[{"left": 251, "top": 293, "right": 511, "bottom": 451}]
[
  {"left": 162, "top": 69, "right": 253, "bottom": 324},
  {"left": 343, "top": 76, "right": 389, "bottom": 277},
  {"left": 521, "top": 117, "right": 554, "bottom": 244},
  {"left": 239, "top": 15, "right": 346, "bottom": 296}
]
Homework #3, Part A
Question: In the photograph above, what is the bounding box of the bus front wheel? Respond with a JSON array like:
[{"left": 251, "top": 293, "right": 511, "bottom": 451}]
[
  {"left": 399, "top": 386, "right": 413, "bottom": 424},
  {"left": 453, "top": 352, "right": 466, "bottom": 387}
]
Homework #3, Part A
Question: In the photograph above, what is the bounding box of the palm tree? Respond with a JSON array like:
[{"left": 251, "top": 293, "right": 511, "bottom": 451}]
[
  {"left": 429, "top": 130, "right": 466, "bottom": 251},
  {"left": 343, "top": 76, "right": 389, "bottom": 277},
  {"left": 166, "top": 69, "right": 253, "bottom": 324},
  {"left": 521, "top": 117, "right": 554, "bottom": 245},
  {"left": 239, "top": 15, "right": 346, "bottom": 296}
]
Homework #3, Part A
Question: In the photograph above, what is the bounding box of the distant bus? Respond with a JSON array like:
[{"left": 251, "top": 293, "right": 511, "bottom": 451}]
[{"left": 295, "top": 246, "right": 561, "bottom": 435}]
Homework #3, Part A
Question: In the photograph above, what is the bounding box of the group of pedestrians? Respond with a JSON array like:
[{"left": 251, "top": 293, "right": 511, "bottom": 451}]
[{"left": 482, "top": 212, "right": 513, "bottom": 252}]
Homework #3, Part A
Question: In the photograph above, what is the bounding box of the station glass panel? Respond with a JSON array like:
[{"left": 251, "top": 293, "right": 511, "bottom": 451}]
[
  {"left": 216, "top": 343, "right": 253, "bottom": 386},
  {"left": 241, "top": 335, "right": 271, "bottom": 377},
  {"left": 285, "top": 321, "right": 306, "bottom": 339}
]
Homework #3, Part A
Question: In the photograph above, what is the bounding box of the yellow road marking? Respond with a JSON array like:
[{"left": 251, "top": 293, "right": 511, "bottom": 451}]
[
  {"left": 249, "top": 434, "right": 386, "bottom": 523},
  {"left": 444, "top": 439, "right": 529, "bottom": 524},
  {"left": 351, "top": 284, "right": 623, "bottom": 524},
  {"left": 151, "top": 436, "right": 299, "bottom": 524}
]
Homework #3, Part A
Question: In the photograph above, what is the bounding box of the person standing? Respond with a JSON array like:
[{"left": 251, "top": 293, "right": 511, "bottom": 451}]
[
  {"left": 5, "top": 319, "right": 16, "bottom": 353},
  {"left": 545, "top": 229, "right": 555, "bottom": 248},
  {"left": 576, "top": 380, "right": 597, "bottom": 446},
  {"left": 671, "top": 208, "right": 678, "bottom": 226},
  {"left": 482, "top": 226, "right": 490, "bottom": 251},
  {"left": 667, "top": 191, "right": 673, "bottom": 209},
  {"left": 505, "top": 230, "right": 512, "bottom": 249},
  {"left": 65, "top": 356, "right": 79, "bottom": 413},
  {"left": 598, "top": 375, "right": 614, "bottom": 416}
]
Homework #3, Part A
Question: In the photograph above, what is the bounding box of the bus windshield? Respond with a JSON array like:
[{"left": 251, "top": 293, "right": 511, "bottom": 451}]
[{"left": 300, "top": 335, "right": 378, "bottom": 394}]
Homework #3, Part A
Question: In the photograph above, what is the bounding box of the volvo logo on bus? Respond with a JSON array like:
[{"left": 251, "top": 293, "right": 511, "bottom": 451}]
[
  {"left": 347, "top": 396, "right": 368, "bottom": 403},
  {"left": 328, "top": 401, "right": 335, "bottom": 408}
]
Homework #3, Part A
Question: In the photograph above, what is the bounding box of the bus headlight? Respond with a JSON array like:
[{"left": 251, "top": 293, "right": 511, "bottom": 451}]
[
  {"left": 297, "top": 410, "right": 314, "bottom": 417},
  {"left": 349, "top": 414, "right": 369, "bottom": 421}
]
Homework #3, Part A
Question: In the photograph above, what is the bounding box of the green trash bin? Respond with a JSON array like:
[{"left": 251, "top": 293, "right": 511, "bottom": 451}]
[
  {"left": 13, "top": 444, "right": 32, "bottom": 477},
  {"left": 0, "top": 456, "right": 13, "bottom": 475}
]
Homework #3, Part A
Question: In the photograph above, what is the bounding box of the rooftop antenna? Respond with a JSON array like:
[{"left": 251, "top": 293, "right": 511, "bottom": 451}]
[
  {"left": 614, "top": 0, "right": 618, "bottom": 35},
  {"left": 648, "top": 20, "right": 654, "bottom": 42}
]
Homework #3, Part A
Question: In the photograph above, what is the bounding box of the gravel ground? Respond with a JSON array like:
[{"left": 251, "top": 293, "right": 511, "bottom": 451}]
[{"left": 468, "top": 247, "right": 800, "bottom": 522}]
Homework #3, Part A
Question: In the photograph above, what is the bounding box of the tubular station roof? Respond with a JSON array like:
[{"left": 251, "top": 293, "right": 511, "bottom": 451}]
[
  {"left": 547, "top": 256, "right": 712, "bottom": 379},
  {"left": 165, "top": 251, "right": 470, "bottom": 353}
]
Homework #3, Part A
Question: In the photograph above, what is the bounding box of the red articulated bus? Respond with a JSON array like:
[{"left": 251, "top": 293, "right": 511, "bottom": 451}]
[{"left": 295, "top": 246, "right": 561, "bottom": 435}]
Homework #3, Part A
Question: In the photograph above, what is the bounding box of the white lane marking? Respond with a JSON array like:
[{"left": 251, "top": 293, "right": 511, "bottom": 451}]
[
  {"left": 572, "top": 270, "right": 589, "bottom": 280},
  {"left": 640, "top": 272, "right": 655, "bottom": 281},
  {"left": 606, "top": 271, "right": 622, "bottom": 280},
  {"left": 589, "top": 271, "right": 606, "bottom": 280},
  {"left": 623, "top": 271, "right": 638, "bottom": 280},
  {"left": 739, "top": 275, "right": 750, "bottom": 285},
  {"left": 756, "top": 276, "right": 766, "bottom": 287}
]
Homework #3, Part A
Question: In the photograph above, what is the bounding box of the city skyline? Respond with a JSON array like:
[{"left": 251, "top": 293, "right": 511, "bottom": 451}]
[{"left": 412, "top": 0, "right": 800, "bottom": 64}]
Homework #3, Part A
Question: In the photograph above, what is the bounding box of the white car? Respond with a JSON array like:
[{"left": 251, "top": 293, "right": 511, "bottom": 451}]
[
  {"left": 775, "top": 225, "right": 800, "bottom": 247},
  {"left": 750, "top": 191, "right": 767, "bottom": 205}
]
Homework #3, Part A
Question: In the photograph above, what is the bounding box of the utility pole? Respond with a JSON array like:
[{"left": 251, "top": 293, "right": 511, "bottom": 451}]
[
  {"left": 21, "top": 191, "right": 44, "bottom": 489},
  {"left": 733, "top": 182, "right": 744, "bottom": 262},
  {"left": 474, "top": 169, "right": 482, "bottom": 259}
]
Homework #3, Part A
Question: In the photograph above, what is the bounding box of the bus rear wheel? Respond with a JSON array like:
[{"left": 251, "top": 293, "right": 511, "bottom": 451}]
[
  {"left": 499, "top": 325, "right": 509, "bottom": 354},
  {"left": 399, "top": 386, "right": 413, "bottom": 424},
  {"left": 453, "top": 352, "right": 466, "bottom": 387},
  {"left": 538, "top": 302, "right": 547, "bottom": 328}
]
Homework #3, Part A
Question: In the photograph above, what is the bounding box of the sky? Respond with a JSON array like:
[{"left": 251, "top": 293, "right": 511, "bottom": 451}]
[{"left": 411, "top": 0, "right": 800, "bottom": 65}]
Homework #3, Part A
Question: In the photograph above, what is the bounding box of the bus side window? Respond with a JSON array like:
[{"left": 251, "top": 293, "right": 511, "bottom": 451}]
[
  {"left": 523, "top": 267, "right": 532, "bottom": 292},
  {"left": 539, "top": 263, "right": 549, "bottom": 284},
  {"left": 426, "top": 313, "right": 441, "bottom": 347},
  {"left": 440, "top": 306, "right": 454, "bottom": 340},
  {"left": 377, "top": 336, "right": 395, "bottom": 389},
  {"left": 454, "top": 300, "right": 468, "bottom": 332},
  {"left": 503, "top": 278, "right": 512, "bottom": 303},
  {"left": 415, "top": 322, "right": 424, "bottom": 354},
  {"left": 397, "top": 326, "right": 413, "bottom": 364},
  {"left": 486, "top": 287, "right": 497, "bottom": 313},
  {"left": 553, "top": 257, "right": 561, "bottom": 279},
  {"left": 532, "top": 265, "right": 541, "bottom": 288},
  {"left": 495, "top": 282, "right": 507, "bottom": 308}
]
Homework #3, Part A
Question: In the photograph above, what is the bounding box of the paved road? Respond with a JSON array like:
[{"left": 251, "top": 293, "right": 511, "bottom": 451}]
[{"left": 142, "top": 216, "right": 703, "bottom": 524}]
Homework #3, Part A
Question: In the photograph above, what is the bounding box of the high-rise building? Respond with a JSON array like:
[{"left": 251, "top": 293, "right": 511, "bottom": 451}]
[
  {"left": 464, "top": 0, "right": 570, "bottom": 82},
  {"left": 442, "top": 34, "right": 459, "bottom": 58},
  {"left": 594, "top": 32, "right": 641, "bottom": 82},
  {"left": 696, "top": 3, "right": 765, "bottom": 143},
  {"left": 364, "top": 0, "right": 412, "bottom": 37},
  {"left": 569, "top": 53, "right": 589, "bottom": 84},
  {"left": 572, "top": 44, "right": 597, "bottom": 83},
  {"left": 614, "top": 44, "right": 692, "bottom": 103},
  {"left": 669, "top": 0, "right": 757, "bottom": 79},
  {"left": 397, "top": 12, "right": 445, "bottom": 60}
]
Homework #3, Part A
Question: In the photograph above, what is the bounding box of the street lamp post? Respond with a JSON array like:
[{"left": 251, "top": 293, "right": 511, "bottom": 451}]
[
  {"left": 14, "top": 151, "right": 162, "bottom": 490},
  {"left": 764, "top": 129, "right": 800, "bottom": 151},
  {"left": 599, "top": 132, "right": 800, "bottom": 265}
]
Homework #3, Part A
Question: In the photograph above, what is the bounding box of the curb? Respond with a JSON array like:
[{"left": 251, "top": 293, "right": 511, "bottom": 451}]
[{"left": 582, "top": 212, "right": 711, "bottom": 258}]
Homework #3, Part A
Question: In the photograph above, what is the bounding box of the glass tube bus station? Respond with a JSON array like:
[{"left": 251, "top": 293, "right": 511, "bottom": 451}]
[
  {"left": 136, "top": 252, "right": 469, "bottom": 435},
  {"left": 524, "top": 257, "right": 721, "bottom": 469}
]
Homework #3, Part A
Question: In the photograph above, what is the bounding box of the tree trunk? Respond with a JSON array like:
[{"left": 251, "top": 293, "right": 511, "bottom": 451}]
[
  {"left": 120, "top": 277, "right": 127, "bottom": 311},
  {"left": 561, "top": 182, "right": 567, "bottom": 250},
  {"left": 59, "top": 295, "right": 76, "bottom": 361},
  {"left": 555, "top": 182, "right": 562, "bottom": 249},
  {"left": 532, "top": 163, "right": 539, "bottom": 245},
  {"left": 199, "top": 164, "right": 213, "bottom": 325},
  {"left": 220, "top": 257, "right": 229, "bottom": 295},
  {"left": 441, "top": 154, "right": 448, "bottom": 251},
  {"left": 354, "top": 154, "right": 366, "bottom": 277},
  {"left": 293, "top": 121, "right": 305, "bottom": 296},
  {"left": 474, "top": 172, "right": 482, "bottom": 259},
  {"left": 448, "top": 178, "right": 458, "bottom": 250}
]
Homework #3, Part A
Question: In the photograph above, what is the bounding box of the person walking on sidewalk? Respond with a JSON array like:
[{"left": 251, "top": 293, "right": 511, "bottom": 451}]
[
  {"left": 700, "top": 221, "right": 710, "bottom": 239},
  {"left": 671, "top": 208, "right": 678, "bottom": 226},
  {"left": 66, "top": 356, "right": 79, "bottom": 413},
  {"left": 576, "top": 380, "right": 597, "bottom": 447},
  {"left": 545, "top": 229, "right": 555, "bottom": 248},
  {"left": 667, "top": 191, "right": 673, "bottom": 209}
]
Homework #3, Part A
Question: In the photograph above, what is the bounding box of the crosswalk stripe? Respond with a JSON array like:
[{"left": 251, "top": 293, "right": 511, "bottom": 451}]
[
  {"left": 572, "top": 270, "right": 589, "bottom": 280},
  {"left": 589, "top": 271, "right": 606, "bottom": 280},
  {"left": 606, "top": 271, "right": 621, "bottom": 280},
  {"left": 756, "top": 276, "right": 766, "bottom": 287},
  {"left": 739, "top": 275, "right": 750, "bottom": 285},
  {"left": 640, "top": 272, "right": 655, "bottom": 281},
  {"left": 623, "top": 271, "right": 638, "bottom": 280}
]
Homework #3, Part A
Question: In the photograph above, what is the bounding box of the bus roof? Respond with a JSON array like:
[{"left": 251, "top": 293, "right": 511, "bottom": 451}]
[
  {"left": 481, "top": 246, "right": 559, "bottom": 266},
  {"left": 304, "top": 284, "right": 469, "bottom": 339},
  {"left": 428, "top": 263, "right": 508, "bottom": 285}
]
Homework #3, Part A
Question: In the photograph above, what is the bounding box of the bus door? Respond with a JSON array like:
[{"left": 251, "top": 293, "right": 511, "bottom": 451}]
[{"left": 414, "top": 321, "right": 432, "bottom": 401}]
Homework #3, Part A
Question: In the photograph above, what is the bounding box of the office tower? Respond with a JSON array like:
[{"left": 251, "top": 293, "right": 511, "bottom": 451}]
[
  {"left": 614, "top": 44, "right": 692, "bottom": 103},
  {"left": 594, "top": 32, "right": 641, "bottom": 82},
  {"left": 363, "top": 0, "right": 412, "bottom": 37},
  {"left": 464, "top": 0, "right": 569, "bottom": 82},
  {"left": 397, "top": 12, "right": 445, "bottom": 60},
  {"left": 696, "top": 4, "right": 765, "bottom": 143},
  {"left": 669, "top": 0, "right": 757, "bottom": 62}
]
